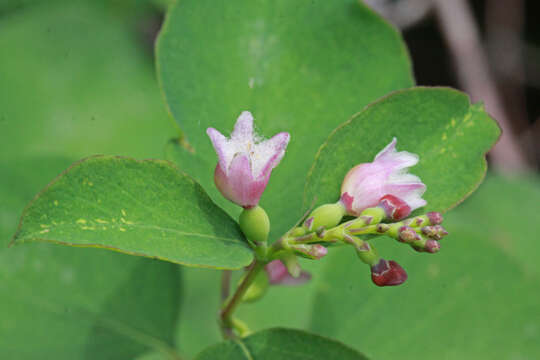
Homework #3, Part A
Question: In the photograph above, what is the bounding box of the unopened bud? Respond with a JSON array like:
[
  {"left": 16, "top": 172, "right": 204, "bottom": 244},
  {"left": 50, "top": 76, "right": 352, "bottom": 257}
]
[
  {"left": 241, "top": 269, "right": 269, "bottom": 303},
  {"left": 433, "top": 225, "right": 448, "bottom": 236},
  {"left": 239, "top": 206, "right": 270, "bottom": 244},
  {"left": 425, "top": 239, "right": 441, "bottom": 253},
  {"left": 303, "top": 202, "right": 346, "bottom": 232},
  {"left": 421, "top": 225, "right": 448, "bottom": 240},
  {"left": 427, "top": 212, "right": 443, "bottom": 225},
  {"left": 376, "top": 223, "right": 390, "bottom": 233},
  {"left": 371, "top": 259, "right": 408, "bottom": 286},
  {"left": 290, "top": 244, "right": 328, "bottom": 260},
  {"left": 398, "top": 226, "right": 420, "bottom": 243},
  {"left": 378, "top": 194, "right": 412, "bottom": 221}
]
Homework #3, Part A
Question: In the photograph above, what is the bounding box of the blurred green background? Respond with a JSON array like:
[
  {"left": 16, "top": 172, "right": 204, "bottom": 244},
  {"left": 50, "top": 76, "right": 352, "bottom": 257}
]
[{"left": 1, "top": 1, "right": 538, "bottom": 359}]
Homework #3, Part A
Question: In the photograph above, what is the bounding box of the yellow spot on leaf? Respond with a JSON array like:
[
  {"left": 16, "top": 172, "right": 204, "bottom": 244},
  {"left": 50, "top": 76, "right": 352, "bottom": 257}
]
[
  {"left": 451, "top": 119, "right": 456, "bottom": 127},
  {"left": 81, "top": 226, "right": 96, "bottom": 231},
  {"left": 440, "top": 148, "right": 446, "bottom": 154},
  {"left": 76, "top": 219, "right": 87, "bottom": 225},
  {"left": 53, "top": 200, "right": 59, "bottom": 206},
  {"left": 121, "top": 209, "right": 127, "bottom": 217},
  {"left": 442, "top": 133, "right": 447, "bottom": 141},
  {"left": 119, "top": 227, "right": 127, "bottom": 232},
  {"left": 40, "top": 224, "right": 50, "bottom": 228},
  {"left": 39, "top": 229, "right": 50, "bottom": 234},
  {"left": 95, "top": 219, "right": 108, "bottom": 224}
]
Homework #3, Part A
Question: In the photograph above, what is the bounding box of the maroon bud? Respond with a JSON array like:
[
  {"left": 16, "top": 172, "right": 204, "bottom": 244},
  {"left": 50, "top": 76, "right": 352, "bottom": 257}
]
[
  {"left": 427, "top": 212, "right": 443, "bottom": 225},
  {"left": 425, "top": 239, "right": 441, "bottom": 253},
  {"left": 371, "top": 259, "right": 408, "bottom": 286},
  {"left": 421, "top": 226, "right": 440, "bottom": 239},
  {"left": 398, "top": 226, "right": 420, "bottom": 243},
  {"left": 378, "top": 194, "right": 412, "bottom": 221},
  {"left": 434, "top": 225, "right": 449, "bottom": 237}
]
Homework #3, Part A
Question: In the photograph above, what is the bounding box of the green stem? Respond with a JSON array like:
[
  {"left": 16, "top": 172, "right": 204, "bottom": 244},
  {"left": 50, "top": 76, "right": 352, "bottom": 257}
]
[{"left": 220, "top": 260, "right": 265, "bottom": 339}]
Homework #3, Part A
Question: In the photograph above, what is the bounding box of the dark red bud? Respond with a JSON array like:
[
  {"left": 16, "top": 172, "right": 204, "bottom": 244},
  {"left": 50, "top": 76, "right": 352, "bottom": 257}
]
[
  {"left": 378, "top": 194, "right": 411, "bottom": 221},
  {"left": 427, "top": 212, "right": 443, "bottom": 225},
  {"left": 425, "top": 239, "right": 441, "bottom": 253},
  {"left": 434, "top": 225, "right": 449, "bottom": 236},
  {"left": 371, "top": 259, "right": 408, "bottom": 286}
]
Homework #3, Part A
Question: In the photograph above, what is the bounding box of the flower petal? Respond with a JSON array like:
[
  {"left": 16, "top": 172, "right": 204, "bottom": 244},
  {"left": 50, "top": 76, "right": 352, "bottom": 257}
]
[
  {"left": 255, "top": 132, "right": 290, "bottom": 179},
  {"left": 375, "top": 137, "right": 419, "bottom": 171},
  {"left": 231, "top": 111, "right": 254, "bottom": 141},
  {"left": 206, "top": 127, "right": 229, "bottom": 173},
  {"left": 214, "top": 153, "right": 269, "bottom": 207}
]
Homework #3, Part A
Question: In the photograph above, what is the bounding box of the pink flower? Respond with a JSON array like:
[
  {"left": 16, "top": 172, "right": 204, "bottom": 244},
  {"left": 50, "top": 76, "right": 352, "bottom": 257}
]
[
  {"left": 340, "top": 138, "right": 426, "bottom": 216},
  {"left": 207, "top": 111, "right": 290, "bottom": 208},
  {"left": 265, "top": 260, "right": 311, "bottom": 286}
]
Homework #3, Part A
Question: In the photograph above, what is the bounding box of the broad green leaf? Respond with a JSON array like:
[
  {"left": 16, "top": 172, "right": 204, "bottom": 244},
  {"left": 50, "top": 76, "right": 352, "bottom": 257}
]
[
  {"left": 307, "top": 175, "right": 540, "bottom": 359},
  {"left": 0, "top": 1, "right": 174, "bottom": 162},
  {"left": 195, "top": 328, "right": 368, "bottom": 360},
  {"left": 304, "top": 87, "right": 501, "bottom": 213},
  {"left": 0, "top": 158, "right": 182, "bottom": 359},
  {"left": 12, "top": 156, "right": 253, "bottom": 269},
  {"left": 157, "top": 0, "right": 414, "bottom": 239}
]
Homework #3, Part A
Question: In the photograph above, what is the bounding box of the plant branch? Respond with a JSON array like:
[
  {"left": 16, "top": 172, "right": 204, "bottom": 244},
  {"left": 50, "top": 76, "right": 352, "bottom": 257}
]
[
  {"left": 433, "top": 0, "right": 530, "bottom": 173},
  {"left": 219, "top": 260, "right": 264, "bottom": 339},
  {"left": 221, "top": 270, "right": 232, "bottom": 304}
]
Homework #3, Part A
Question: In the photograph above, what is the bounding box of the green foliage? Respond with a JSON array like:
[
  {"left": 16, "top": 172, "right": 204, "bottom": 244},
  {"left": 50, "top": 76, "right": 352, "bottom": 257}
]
[
  {"left": 305, "top": 88, "right": 501, "bottom": 213},
  {"left": 195, "top": 328, "right": 368, "bottom": 360},
  {"left": 0, "top": 1, "right": 173, "bottom": 162},
  {"left": 0, "top": 158, "right": 181, "bottom": 360},
  {"left": 157, "top": 0, "right": 414, "bottom": 240},
  {"left": 12, "top": 156, "right": 253, "bottom": 269}
]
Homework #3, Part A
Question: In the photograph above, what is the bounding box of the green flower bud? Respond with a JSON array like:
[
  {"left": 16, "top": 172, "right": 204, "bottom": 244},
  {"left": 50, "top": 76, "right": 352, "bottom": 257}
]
[
  {"left": 239, "top": 206, "right": 270, "bottom": 244},
  {"left": 359, "top": 206, "right": 385, "bottom": 224},
  {"left": 303, "top": 202, "right": 346, "bottom": 231},
  {"left": 241, "top": 269, "right": 270, "bottom": 303}
]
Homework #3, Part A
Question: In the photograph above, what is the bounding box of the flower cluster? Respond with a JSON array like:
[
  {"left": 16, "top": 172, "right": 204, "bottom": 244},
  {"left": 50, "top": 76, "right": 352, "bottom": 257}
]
[{"left": 208, "top": 112, "right": 448, "bottom": 288}]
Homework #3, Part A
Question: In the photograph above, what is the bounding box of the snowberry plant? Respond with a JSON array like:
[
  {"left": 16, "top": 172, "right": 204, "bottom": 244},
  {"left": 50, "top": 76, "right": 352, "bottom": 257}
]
[{"left": 10, "top": 1, "right": 500, "bottom": 359}]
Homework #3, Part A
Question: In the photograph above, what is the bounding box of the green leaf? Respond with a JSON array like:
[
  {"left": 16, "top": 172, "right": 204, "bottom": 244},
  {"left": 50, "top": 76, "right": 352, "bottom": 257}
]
[
  {"left": 307, "top": 175, "right": 540, "bottom": 359},
  {"left": 304, "top": 87, "right": 501, "bottom": 213},
  {"left": 0, "top": 158, "right": 182, "bottom": 359},
  {"left": 0, "top": 1, "right": 174, "bottom": 163},
  {"left": 157, "top": 0, "right": 414, "bottom": 239},
  {"left": 12, "top": 156, "right": 253, "bottom": 269},
  {"left": 195, "top": 328, "right": 368, "bottom": 360}
]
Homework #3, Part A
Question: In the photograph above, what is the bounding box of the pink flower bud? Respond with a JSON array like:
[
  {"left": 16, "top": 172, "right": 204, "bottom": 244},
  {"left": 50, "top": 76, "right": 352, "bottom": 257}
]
[
  {"left": 207, "top": 111, "right": 290, "bottom": 208},
  {"left": 398, "top": 226, "right": 420, "bottom": 243},
  {"left": 425, "top": 239, "right": 441, "bottom": 253},
  {"left": 340, "top": 138, "right": 427, "bottom": 216},
  {"left": 370, "top": 259, "right": 408, "bottom": 287},
  {"left": 264, "top": 260, "right": 311, "bottom": 286},
  {"left": 427, "top": 212, "right": 443, "bottom": 225},
  {"left": 378, "top": 194, "right": 411, "bottom": 221}
]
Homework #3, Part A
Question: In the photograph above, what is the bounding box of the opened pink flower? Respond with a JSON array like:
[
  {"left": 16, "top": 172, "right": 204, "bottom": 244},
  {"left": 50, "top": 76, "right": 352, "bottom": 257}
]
[
  {"left": 207, "top": 111, "right": 290, "bottom": 208},
  {"left": 340, "top": 138, "right": 426, "bottom": 216}
]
